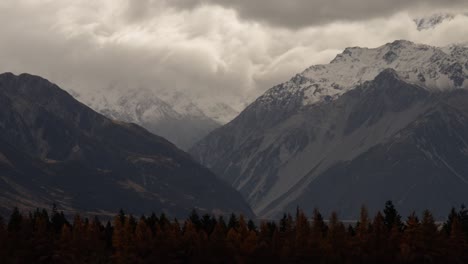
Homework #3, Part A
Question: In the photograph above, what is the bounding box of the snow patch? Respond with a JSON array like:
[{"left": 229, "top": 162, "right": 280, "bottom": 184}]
[{"left": 258, "top": 41, "right": 468, "bottom": 109}]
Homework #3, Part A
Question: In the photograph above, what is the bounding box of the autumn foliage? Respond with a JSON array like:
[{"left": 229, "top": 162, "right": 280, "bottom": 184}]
[{"left": 1, "top": 202, "right": 468, "bottom": 263}]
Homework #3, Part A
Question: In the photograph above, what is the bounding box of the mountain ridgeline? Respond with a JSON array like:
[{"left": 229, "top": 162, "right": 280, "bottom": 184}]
[
  {"left": 72, "top": 87, "right": 239, "bottom": 150},
  {"left": 0, "top": 72, "right": 252, "bottom": 218},
  {"left": 190, "top": 40, "right": 468, "bottom": 219}
]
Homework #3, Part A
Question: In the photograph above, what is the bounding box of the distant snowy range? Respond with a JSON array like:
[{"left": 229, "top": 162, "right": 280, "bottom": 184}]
[{"left": 71, "top": 87, "right": 239, "bottom": 150}]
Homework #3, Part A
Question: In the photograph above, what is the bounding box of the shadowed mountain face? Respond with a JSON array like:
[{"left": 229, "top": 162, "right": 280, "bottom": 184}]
[
  {"left": 190, "top": 41, "right": 468, "bottom": 219},
  {"left": 0, "top": 72, "right": 253, "bottom": 218},
  {"left": 270, "top": 71, "right": 468, "bottom": 219}
]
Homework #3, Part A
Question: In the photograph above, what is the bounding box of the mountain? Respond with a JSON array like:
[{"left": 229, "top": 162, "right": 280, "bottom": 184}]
[
  {"left": 0, "top": 72, "right": 252, "bottom": 218},
  {"left": 72, "top": 88, "right": 239, "bottom": 150},
  {"left": 156, "top": 89, "right": 240, "bottom": 125},
  {"left": 414, "top": 13, "right": 455, "bottom": 31},
  {"left": 190, "top": 40, "right": 468, "bottom": 219}
]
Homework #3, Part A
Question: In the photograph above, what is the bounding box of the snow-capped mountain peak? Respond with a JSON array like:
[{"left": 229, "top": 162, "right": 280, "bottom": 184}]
[
  {"left": 191, "top": 40, "right": 468, "bottom": 219},
  {"left": 260, "top": 40, "right": 468, "bottom": 107}
]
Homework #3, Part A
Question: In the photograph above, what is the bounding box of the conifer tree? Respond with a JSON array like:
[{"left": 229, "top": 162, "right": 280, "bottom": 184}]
[
  {"left": 112, "top": 212, "right": 132, "bottom": 263},
  {"left": 310, "top": 208, "right": 326, "bottom": 261},
  {"left": 201, "top": 214, "right": 216, "bottom": 234},
  {"left": 240, "top": 229, "right": 257, "bottom": 259},
  {"left": 369, "top": 211, "right": 389, "bottom": 263},
  {"left": 208, "top": 220, "right": 229, "bottom": 261},
  {"left": 449, "top": 216, "right": 466, "bottom": 259},
  {"left": 32, "top": 210, "right": 52, "bottom": 261},
  {"left": 50, "top": 204, "right": 68, "bottom": 234},
  {"left": 443, "top": 207, "right": 459, "bottom": 235},
  {"left": 134, "top": 217, "right": 152, "bottom": 260},
  {"left": 354, "top": 206, "right": 371, "bottom": 261},
  {"left": 278, "top": 213, "right": 294, "bottom": 258},
  {"left": 182, "top": 220, "right": 202, "bottom": 259},
  {"left": 383, "top": 200, "right": 403, "bottom": 231},
  {"left": 228, "top": 213, "right": 239, "bottom": 230},
  {"left": 294, "top": 209, "right": 310, "bottom": 257},
  {"left": 188, "top": 210, "right": 201, "bottom": 230},
  {"left": 58, "top": 224, "right": 73, "bottom": 261},
  {"left": 226, "top": 226, "right": 242, "bottom": 257},
  {"left": 400, "top": 212, "right": 421, "bottom": 263},
  {"left": 247, "top": 219, "right": 257, "bottom": 232},
  {"left": 0, "top": 216, "right": 6, "bottom": 262},
  {"left": 238, "top": 215, "right": 250, "bottom": 239},
  {"left": 325, "top": 212, "right": 347, "bottom": 263},
  {"left": 459, "top": 205, "right": 468, "bottom": 239},
  {"left": 7, "top": 207, "right": 22, "bottom": 233},
  {"left": 256, "top": 221, "right": 273, "bottom": 258},
  {"left": 85, "top": 216, "right": 106, "bottom": 262}
]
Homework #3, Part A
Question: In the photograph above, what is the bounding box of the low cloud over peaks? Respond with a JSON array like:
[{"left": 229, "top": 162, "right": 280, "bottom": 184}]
[
  {"left": 1, "top": 1, "right": 468, "bottom": 110},
  {"left": 163, "top": 0, "right": 468, "bottom": 29}
]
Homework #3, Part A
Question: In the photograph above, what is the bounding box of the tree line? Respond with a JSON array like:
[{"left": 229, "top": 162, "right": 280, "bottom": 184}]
[{"left": 1, "top": 201, "right": 468, "bottom": 263}]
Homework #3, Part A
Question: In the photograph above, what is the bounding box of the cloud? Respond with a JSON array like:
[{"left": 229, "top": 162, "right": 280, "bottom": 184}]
[
  {"left": 162, "top": 0, "right": 468, "bottom": 29},
  {"left": 0, "top": 1, "right": 468, "bottom": 111}
]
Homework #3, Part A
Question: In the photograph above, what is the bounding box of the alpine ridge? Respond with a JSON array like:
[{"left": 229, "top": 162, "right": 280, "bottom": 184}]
[
  {"left": 190, "top": 41, "right": 468, "bottom": 219},
  {"left": 72, "top": 88, "right": 240, "bottom": 150},
  {"left": 72, "top": 88, "right": 223, "bottom": 150}
]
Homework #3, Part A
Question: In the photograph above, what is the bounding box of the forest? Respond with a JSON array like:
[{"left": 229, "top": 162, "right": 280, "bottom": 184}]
[{"left": 1, "top": 201, "right": 467, "bottom": 264}]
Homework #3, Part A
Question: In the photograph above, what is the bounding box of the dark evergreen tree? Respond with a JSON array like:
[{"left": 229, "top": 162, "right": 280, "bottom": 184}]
[
  {"left": 200, "top": 213, "right": 216, "bottom": 234},
  {"left": 279, "top": 213, "right": 293, "bottom": 233},
  {"left": 7, "top": 207, "right": 23, "bottom": 233},
  {"left": 459, "top": 204, "right": 468, "bottom": 239},
  {"left": 188, "top": 209, "right": 202, "bottom": 230},
  {"left": 51, "top": 204, "right": 69, "bottom": 234},
  {"left": 158, "top": 213, "right": 170, "bottom": 228},
  {"left": 443, "top": 207, "right": 459, "bottom": 235},
  {"left": 247, "top": 219, "right": 257, "bottom": 232},
  {"left": 383, "top": 200, "right": 403, "bottom": 231},
  {"left": 146, "top": 213, "right": 159, "bottom": 231},
  {"left": 228, "top": 213, "right": 239, "bottom": 230},
  {"left": 0, "top": 215, "right": 6, "bottom": 262}
]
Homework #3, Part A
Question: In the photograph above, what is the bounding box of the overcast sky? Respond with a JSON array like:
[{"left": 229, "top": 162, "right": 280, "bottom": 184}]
[{"left": 1, "top": 0, "right": 468, "bottom": 109}]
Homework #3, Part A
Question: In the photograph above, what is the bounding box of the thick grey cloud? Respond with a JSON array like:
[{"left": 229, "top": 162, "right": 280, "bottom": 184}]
[
  {"left": 158, "top": 0, "right": 468, "bottom": 28},
  {"left": 1, "top": 0, "right": 468, "bottom": 111}
]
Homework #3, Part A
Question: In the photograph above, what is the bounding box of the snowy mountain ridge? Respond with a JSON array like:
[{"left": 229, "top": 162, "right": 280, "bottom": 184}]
[
  {"left": 259, "top": 40, "right": 468, "bottom": 107},
  {"left": 72, "top": 88, "right": 237, "bottom": 149},
  {"left": 75, "top": 87, "right": 240, "bottom": 125},
  {"left": 76, "top": 88, "right": 185, "bottom": 124},
  {"left": 191, "top": 40, "right": 468, "bottom": 219}
]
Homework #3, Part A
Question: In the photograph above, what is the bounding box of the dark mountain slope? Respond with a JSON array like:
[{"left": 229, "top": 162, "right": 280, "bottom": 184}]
[
  {"left": 285, "top": 100, "right": 468, "bottom": 219},
  {"left": 192, "top": 66, "right": 468, "bottom": 219},
  {"left": 0, "top": 72, "right": 253, "bottom": 218}
]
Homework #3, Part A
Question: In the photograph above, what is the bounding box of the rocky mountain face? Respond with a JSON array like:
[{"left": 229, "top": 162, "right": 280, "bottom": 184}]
[
  {"left": 72, "top": 88, "right": 239, "bottom": 150},
  {"left": 0, "top": 73, "right": 252, "bottom": 218},
  {"left": 190, "top": 41, "right": 468, "bottom": 219}
]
